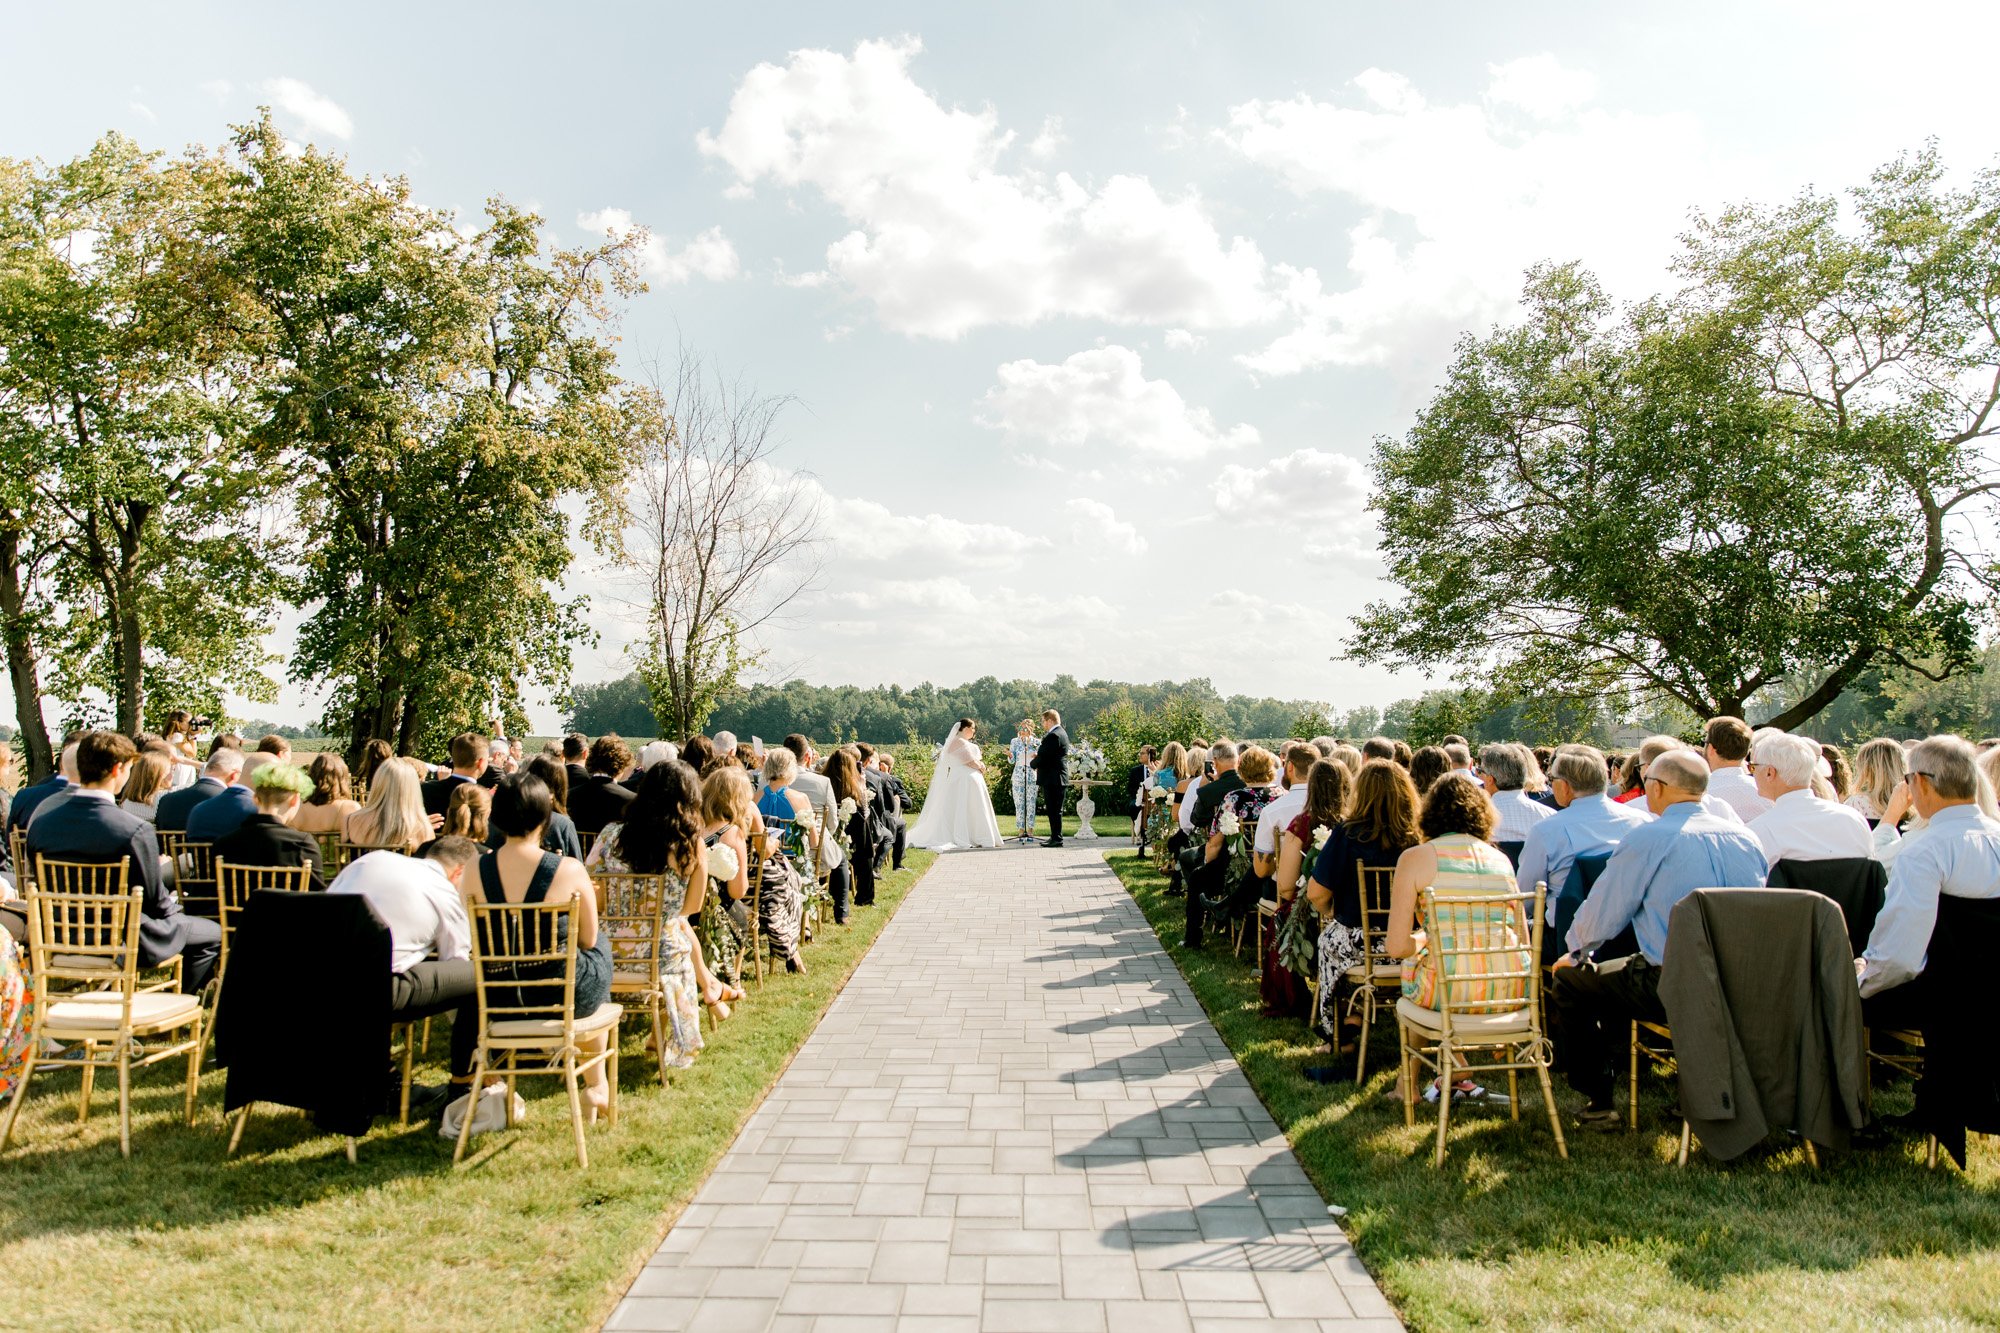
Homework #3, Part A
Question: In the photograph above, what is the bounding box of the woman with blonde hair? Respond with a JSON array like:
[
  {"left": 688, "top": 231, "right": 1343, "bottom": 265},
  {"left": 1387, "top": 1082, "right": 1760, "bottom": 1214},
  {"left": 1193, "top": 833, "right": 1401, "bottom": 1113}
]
[
  {"left": 293, "top": 752, "right": 362, "bottom": 836},
  {"left": 1846, "top": 738, "right": 1904, "bottom": 824},
  {"left": 697, "top": 765, "right": 760, "bottom": 996},
  {"left": 342, "top": 756, "right": 431, "bottom": 852},
  {"left": 442, "top": 782, "right": 491, "bottom": 843},
  {"left": 119, "top": 749, "right": 174, "bottom": 824}
]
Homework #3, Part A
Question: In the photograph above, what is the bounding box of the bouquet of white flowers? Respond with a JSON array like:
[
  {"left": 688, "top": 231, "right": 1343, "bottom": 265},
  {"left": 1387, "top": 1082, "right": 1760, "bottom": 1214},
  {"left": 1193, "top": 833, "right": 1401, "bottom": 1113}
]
[
  {"left": 1217, "top": 811, "right": 1242, "bottom": 836},
  {"left": 1312, "top": 825, "right": 1332, "bottom": 850},
  {"left": 837, "top": 796, "right": 858, "bottom": 821},
  {"left": 706, "top": 843, "right": 740, "bottom": 882}
]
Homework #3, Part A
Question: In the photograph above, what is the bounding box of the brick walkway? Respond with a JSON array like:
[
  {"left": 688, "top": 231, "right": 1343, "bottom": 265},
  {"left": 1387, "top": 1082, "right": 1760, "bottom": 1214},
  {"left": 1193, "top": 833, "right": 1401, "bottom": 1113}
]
[{"left": 604, "top": 844, "right": 1400, "bottom": 1332}]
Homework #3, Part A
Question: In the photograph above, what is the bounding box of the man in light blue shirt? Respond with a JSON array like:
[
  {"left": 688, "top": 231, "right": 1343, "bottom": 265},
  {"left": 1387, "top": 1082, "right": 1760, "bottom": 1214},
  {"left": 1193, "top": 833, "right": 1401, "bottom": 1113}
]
[
  {"left": 1548, "top": 749, "right": 1768, "bottom": 1127},
  {"left": 1517, "top": 744, "right": 1654, "bottom": 927},
  {"left": 1858, "top": 735, "right": 2000, "bottom": 1028}
]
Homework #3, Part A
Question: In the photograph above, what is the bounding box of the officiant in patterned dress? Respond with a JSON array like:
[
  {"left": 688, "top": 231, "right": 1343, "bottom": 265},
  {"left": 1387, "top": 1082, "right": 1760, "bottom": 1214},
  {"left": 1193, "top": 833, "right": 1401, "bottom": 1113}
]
[{"left": 1009, "top": 720, "right": 1040, "bottom": 839}]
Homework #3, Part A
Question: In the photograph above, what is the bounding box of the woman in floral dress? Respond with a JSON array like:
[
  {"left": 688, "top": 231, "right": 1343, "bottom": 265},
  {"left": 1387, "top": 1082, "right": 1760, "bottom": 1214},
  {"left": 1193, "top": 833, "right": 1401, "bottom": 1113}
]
[
  {"left": 586, "top": 761, "right": 707, "bottom": 1068},
  {"left": 0, "top": 929, "right": 32, "bottom": 1106},
  {"left": 698, "top": 766, "right": 759, "bottom": 992},
  {"left": 1008, "top": 721, "right": 1040, "bottom": 838}
]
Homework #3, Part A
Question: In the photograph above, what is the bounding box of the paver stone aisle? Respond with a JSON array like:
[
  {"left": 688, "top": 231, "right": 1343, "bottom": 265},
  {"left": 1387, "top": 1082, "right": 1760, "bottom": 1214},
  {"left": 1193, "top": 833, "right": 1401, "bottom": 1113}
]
[{"left": 605, "top": 844, "right": 1400, "bottom": 1332}]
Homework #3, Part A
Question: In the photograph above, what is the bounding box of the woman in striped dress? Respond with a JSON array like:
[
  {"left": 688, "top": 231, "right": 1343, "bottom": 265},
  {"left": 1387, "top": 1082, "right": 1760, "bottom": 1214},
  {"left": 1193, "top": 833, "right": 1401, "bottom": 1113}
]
[{"left": 1385, "top": 774, "right": 1527, "bottom": 1106}]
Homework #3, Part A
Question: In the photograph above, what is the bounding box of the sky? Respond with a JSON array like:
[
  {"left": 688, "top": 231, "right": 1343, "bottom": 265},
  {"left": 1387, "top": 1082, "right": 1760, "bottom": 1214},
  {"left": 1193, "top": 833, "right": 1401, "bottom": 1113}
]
[{"left": 8, "top": 0, "right": 2000, "bottom": 732}]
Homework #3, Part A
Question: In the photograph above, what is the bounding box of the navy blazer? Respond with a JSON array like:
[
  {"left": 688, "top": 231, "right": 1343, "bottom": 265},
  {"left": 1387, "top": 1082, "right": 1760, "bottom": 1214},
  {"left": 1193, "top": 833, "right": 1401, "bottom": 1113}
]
[
  {"left": 155, "top": 775, "right": 225, "bottom": 833},
  {"left": 7, "top": 775, "right": 72, "bottom": 835},
  {"left": 422, "top": 773, "right": 474, "bottom": 818},
  {"left": 26, "top": 789, "right": 186, "bottom": 967},
  {"left": 187, "top": 786, "right": 258, "bottom": 844}
]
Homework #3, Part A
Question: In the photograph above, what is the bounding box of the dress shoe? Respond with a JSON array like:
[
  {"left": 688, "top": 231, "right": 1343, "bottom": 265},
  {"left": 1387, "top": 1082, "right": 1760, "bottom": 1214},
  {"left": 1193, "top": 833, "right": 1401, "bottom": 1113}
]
[{"left": 1042, "top": 838, "right": 1064, "bottom": 848}]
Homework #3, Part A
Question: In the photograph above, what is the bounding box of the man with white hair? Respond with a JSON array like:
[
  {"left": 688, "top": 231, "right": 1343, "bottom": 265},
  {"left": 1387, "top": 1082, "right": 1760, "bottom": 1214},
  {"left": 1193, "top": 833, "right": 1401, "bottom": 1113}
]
[
  {"left": 712, "top": 730, "right": 738, "bottom": 759},
  {"left": 1479, "top": 743, "right": 1554, "bottom": 845},
  {"left": 1857, "top": 735, "right": 2000, "bottom": 1026},
  {"left": 1517, "top": 744, "right": 1654, "bottom": 931},
  {"left": 1549, "top": 748, "right": 1768, "bottom": 1127},
  {"left": 1745, "top": 732, "right": 1872, "bottom": 863},
  {"left": 156, "top": 746, "right": 244, "bottom": 833}
]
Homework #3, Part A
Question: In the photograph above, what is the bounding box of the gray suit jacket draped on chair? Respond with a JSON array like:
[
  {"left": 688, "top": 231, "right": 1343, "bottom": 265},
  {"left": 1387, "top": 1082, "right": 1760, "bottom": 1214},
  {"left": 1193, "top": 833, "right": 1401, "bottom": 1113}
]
[{"left": 1658, "top": 887, "right": 1867, "bottom": 1161}]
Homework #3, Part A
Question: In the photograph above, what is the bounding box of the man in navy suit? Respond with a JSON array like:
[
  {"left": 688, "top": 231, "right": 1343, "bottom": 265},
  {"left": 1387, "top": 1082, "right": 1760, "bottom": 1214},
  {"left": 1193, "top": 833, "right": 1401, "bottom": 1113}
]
[
  {"left": 186, "top": 752, "right": 270, "bottom": 845},
  {"left": 155, "top": 747, "right": 244, "bottom": 833},
  {"left": 26, "top": 730, "right": 222, "bottom": 992},
  {"left": 7, "top": 734, "right": 82, "bottom": 837},
  {"left": 422, "top": 732, "right": 489, "bottom": 819}
]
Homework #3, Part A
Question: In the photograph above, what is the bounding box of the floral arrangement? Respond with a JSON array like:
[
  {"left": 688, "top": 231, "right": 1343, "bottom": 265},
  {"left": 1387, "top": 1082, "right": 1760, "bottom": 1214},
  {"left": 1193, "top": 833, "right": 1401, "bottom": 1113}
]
[
  {"left": 1070, "top": 743, "right": 1107, "bottom": 780},
  {"left": 706, "top": 843, "right": 740, "bottom": 882},
  {"left": 837, "top": 795, "right": 858, "bottom": 822},
  {"left": 1217, "top": 810, "right": 1241, "bottom": 836}
]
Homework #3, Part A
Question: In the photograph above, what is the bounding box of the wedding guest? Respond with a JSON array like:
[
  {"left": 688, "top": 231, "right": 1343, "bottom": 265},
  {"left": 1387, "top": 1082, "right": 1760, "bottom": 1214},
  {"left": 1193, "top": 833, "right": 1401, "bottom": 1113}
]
[
  {"left": 26, "top": 730, "right": 221, "bottom": 991},
  {"left": 680, "top": 735, "right": 717, "bottom": 775},
  {"left": 853, "top": 742, "right": 895, "bottom": 880},
  {"left": 1822, "top": 743, "right": 1854, "bottom": 802},
  {"left": 569, "top": 734, "right": 636, "bottom": 836},
  {"left": 781, "top": 735, "right": 844, "bottom": 901},
  {"left": 481, "top": 774, "right": 614, "bottom": 1120},
  {"left": 1408, "top": 746, "right": 1451, "bottom": 796},
  {"left": 877, "top": 753, "right": 910, "bottom": 870},
  {"left": 638, "top": 740, "right": 679, "bottom": 772},
  {"left": 119, "top": 749, "right": 174, "bottom": 824},
  {"left": 442, "top": 782, "right": 491, "bottom": 844},
  {"left": 1360, "top": 737, "right": 1396, "bottom": 764},
  {"left": 587, "top": 761, "right": 710, "bottom": 1064},
  {"left": 255, "top": 734, "right": 293, "bottom": 763},
  {"left": 1846, "top": 739, "right": 1905, "bottom": 824},
  {"left": 1480, "top": 743, "right": 1554, "bottom": 846},
  {"left": 712, "top": 730, "right": 739, "bottom": 761},
  {"left": 755, "top": 748, "right": 813, "bottom": 973},
  {"left": 823, "top": 747, "right": 868, "bottom": 923},
  {"left": 1184, "top": 742, "right": 1244, "bottom": 948},
  {"left": 0, "top": 742, "right": 14, "bottom": 879},
  {"left": 1265, "top": 758, "right": 1348, "bottom": 1022},
  {"left": 1306, "top": 761, "right": 1423, "bottom": 1050},
  {"left": 1384, "top": 774, "right": 1522, "bottom": 1104},
  {"left": 561, "top": 733, "right": 590, "bottom": 791},
  {"left": 8, "top": 735, "right": 82, "bottom": 836},
  {"left": 343, "top": 757, "right": 432, "bottom": 853},
  {"left": 1009, "top": 720, "right": 1041, "bottom": 839},
  {"left": 355, "top": 738, "right": 395, "bottom": 795},
  {"left": 1122, "top": 744, "right": 1158, "bottom": 821},
  {"left": 697, "top": 765, "right": 759, "bottom": 994},
  {"left": 489, "top": 755, "right": 586, "bottom": 860},
  {"left": 1254, "top": 745, "right": 1317, "bottom": 879},
  {"left": 1703, "top": 717, "right": 1771, "bottom": 821},
  {"left": 1442, "top": 740, "right": 1477, "bottom": 783},
  {"left": 213, "top": 761, "right": 327, "bottom": 891},
  {"left": 156, "top": 747, "right": 239, "bottom": 833},
  {"left": 1166, "top": 745, "right": 1207, "bottom": 897},
  {"left": 1549, "top": 749, "right": 1767, "bottom": 1128},
  {"left": 293, "top": 753, "right": 361, "bottom": 837},
  {"left": 478, "top": 739, "right": 510, "bottom": 788},
  {"left": 186, "top": 752, "right": 273, "bottom": 844},
  {"left": 1857, "top": 735, "right": 2000, "bottom": 1027},
  {"left": 421, "top": 733, "right": 488, "bottom": 818},
  {"left": 1745, "top": 732, "right": 1872, "bottom": 862}
]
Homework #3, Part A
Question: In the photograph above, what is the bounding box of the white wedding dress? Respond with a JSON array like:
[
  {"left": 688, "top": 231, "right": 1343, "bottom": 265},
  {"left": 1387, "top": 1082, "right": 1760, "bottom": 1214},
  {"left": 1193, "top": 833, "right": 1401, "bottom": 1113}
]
[{"left": 909, "top": 727, "right": 1003, "bottom": 851}]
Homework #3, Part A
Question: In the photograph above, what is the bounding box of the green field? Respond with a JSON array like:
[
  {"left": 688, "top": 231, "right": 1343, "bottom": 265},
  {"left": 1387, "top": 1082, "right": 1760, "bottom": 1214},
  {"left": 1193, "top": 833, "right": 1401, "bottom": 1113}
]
[
  {"left": 1104, "top": 848, "right": 2000, "bottom": 1330},
  {"left": 0, "top": 853, "right": 936, "bottom": 1331}
]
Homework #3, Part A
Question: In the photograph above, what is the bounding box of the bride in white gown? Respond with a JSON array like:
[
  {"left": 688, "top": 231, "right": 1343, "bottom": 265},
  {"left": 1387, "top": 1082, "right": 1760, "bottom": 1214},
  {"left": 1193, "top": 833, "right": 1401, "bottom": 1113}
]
[{"left": 909, "top": 718, "right": 1003, "bottom": 851}]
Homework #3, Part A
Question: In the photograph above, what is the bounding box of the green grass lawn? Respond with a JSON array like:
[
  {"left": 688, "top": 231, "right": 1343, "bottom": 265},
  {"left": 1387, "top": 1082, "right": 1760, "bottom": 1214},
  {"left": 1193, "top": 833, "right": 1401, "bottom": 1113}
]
[
  {"left": 1103, "top": 848, "right": 2000, "bottom": 1330},
  {"left": 0, "top": 851, "right": 936, "bottom": 1332}
]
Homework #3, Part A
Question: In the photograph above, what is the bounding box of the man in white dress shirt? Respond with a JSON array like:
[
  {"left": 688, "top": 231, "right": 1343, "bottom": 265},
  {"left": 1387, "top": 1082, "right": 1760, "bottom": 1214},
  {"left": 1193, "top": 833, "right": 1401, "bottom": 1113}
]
[
  {"left": 1745, "top": 733, "right": 1873, "bottom": 863},
  {"left": 1703, "top": 717, "right": 1773, "bottom": 822},
  {"left": 1252, "top": 745, "right": 1314, "bottom": 878},
  {"left": 1480, "top": 742, "right": 1555, "bottom": 845}
]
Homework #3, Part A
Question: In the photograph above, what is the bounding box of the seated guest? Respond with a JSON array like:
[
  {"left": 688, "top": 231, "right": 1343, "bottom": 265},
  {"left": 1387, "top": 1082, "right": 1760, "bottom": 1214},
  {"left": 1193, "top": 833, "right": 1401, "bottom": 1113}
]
[
  {"left": 441, "top": 783, "right": 491, "bottom": 844},
  {"left": 1359, "top": 736, "right": 1396, "bottom": 764},
  {"left": 118, "top": 748, "right": 174, "bottom": 824},
  {"left": 156, "top": 746, "right": 242, "bottom": 834},
  {"left": 1254, "top": 745, "right": 1317, "bottom": 880},
  {"left": 568, "top": 734, "right": 637, "bottom": 836},
  {"left": 10, "top": 737, "right": 81, "bottom": 835},
  {"left": 342, "top": 757, "right": 432, "bottom": 854},
  {"left": 755, "top": 748, "right": 815, "bottom": 974},
  {"left": 292, "top": 753, "right": 361, "bottom": 837},
  {"left": 561, "top": 732, "right": 590, "bottom": 792},
  {"left": 1122, "top": 745, "right": 1158, "bottom": 819},
  {"left": 1307, "top": 759, "right": 1421, "bottom": 1050},
  {"left": 478, "top": 738, "right": 510, "bottom": 788},
  {"left": 1846, "top": 738, "right": 1905, "bottom": 825},
  {"left": 1517, "top": 744, "right": 1654, "bottom": 937},
  {"left": 1384, "top": 774, "right": 1524, "bottom": 1102},
  {"left": 1479, "top": 743, "right": 1554, "bottom": 846},
  {"left": 255, "top": 734, "right": 292, "bottom": 763},
  {"left": 1549, "top": 749, "right": 1767, "bottom": 1128},
  {"left": 585, "top": 761, "right": 709, "bottom": 1065},
  {"left": 1857, "top": 735, "right": 2000, "bottom": 1028},
  {"left": 1442, "top": 740, "right": 1477, "bottom": 783},
  {"left": 697, "top": 765, "right": 761, "bottom": 994},
  {"left": 877, "top": 753, "right": 910, "bottom": 871},
  {"left": 1408, "top": 746, "right": 1451, "bottom": 796},
  {"left": 421, "top": 732, "right": 488, "bottom": 819},
  {"left": 1703, "top": 716, "right": 1771, "bottom": 821},
  {"left": 487, "top": 755, "right": 585, "bottom": 859},
  {"left": 26, "top": 730, "right": 222, "bottom": 991},
  {"left": 481, "top": 774, "right": 614, "bottom": 1120},
  {"left": 680, "top": 734, "right": 717, "bottom": 775},
  {"left": 1745, "top": 732, "right": 1873, "bottom": 862},
  {"left": 1266, "top": 758, "right": 1348, "bottom": 1024},
  {"left": 712, "top": 730, "right": 739, "bottom": 762},
  {"left": 355, "top": 738, "right": 396, "bottom": 794},
  {"left": 213, "top": 761, "right": 327, "bottom": 891},
  {"left": 638, "top": 740, "right": 679, "bottom": 772},
  {"left": 1184, "top": 742, "right": 1245, "bottom": 948},
  {"left": 186, "top": 751, "right": 273, "bottom": 844},
  {"left": 328, "top": 836, "right": 480, "bottom": 1112}
]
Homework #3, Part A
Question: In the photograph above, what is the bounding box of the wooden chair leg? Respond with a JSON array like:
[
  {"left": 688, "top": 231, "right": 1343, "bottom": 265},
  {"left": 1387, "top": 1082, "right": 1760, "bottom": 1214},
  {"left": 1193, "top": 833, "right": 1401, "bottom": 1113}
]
[
  {"left": 228, "top": 1103, "right": 254, "bottom": 1156},
  {"left": 1678, "top": 1119, "right": 1692, "bottom": 1167},
  {"left": 1399, "top": 1026, "right": 1416, "bottom": 1129},
  {"left": 1534, "top": 1061, "right": 1568, "bottom": 1160},
  {"left": 185, "top": 1018, "right": 204, "bottom": 1126},
  {"left": 564, "top": 1056, "right": 589, "bottom": 1170},
  {"left": 1628, "top": 1023, "right": 1640, "bottom": 1131},
  {"left": 0, "top": 1053, "right": 35, "bottom": 1150},
  {"left": 607, "top": 1042, "right": 620, "bottom": 1128},
  {"left": 1928, "top": 1135, "right": 1940, "bottom": 1169},
  {"left": 78, "top": 1042, "right": 96, "bottom": 1124},
  {"left": 1803, "top": 1139, "right": 1819, "bottom": 1169},
  {"left": 117, "top": 1049, "right": 133, "bottom": 1159},
  {"left": 1432, "top": 1039, "right": 1453, "bottom": 1167},
  {"left": 1508, "top": 1068, "right": 1520, "bottom": 1122},
  {"left": 452, "top": 1058, "right": 483, "bottom": 1165},
  {"left": 397, "top": 1023, "right": 415, "bottom": 1128},
  {"left": 1354, "top": 989, "right": 1372, "bottom": 1084},
  {"left": 345, "top": 1138, "right": 358, "bottom": 1163},
  {"left": 652, "top": 1002, "right": 670, "bottom": 1088}
]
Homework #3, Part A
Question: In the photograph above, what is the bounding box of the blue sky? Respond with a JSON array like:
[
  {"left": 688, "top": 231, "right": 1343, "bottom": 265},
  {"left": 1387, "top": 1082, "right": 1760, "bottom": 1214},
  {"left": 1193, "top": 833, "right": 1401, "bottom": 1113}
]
[{"left": 9, "top": 1, "right": 2000, "bottom": 730}]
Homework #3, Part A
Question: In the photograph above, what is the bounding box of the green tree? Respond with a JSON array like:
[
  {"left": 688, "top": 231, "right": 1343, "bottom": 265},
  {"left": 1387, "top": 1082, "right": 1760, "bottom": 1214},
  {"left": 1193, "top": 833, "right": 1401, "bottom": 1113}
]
[
  {"left": 1352, "top": 151, "right": 2000, "bottom": 731},
  {"left": 222, "top": 117, "right": 643, "bottom": 760},
  {"left": 0, "top": 133, "right": 286, "bottom": 737},
  {"left": 564, "top": 672, "right": 660, "bottom": 737}
]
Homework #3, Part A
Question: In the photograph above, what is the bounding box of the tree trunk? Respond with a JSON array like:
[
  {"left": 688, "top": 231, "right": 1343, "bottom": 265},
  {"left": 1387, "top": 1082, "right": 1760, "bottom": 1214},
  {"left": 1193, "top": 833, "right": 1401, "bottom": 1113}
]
[
  {"left": 0, "top": 529, "right": 54, "bottom": 781},
  {"left": 113, "top": 507, "right": 146, "bottom": 733},
  {"left": 396, "top": 689, "right": 421, "bottom": 758}
]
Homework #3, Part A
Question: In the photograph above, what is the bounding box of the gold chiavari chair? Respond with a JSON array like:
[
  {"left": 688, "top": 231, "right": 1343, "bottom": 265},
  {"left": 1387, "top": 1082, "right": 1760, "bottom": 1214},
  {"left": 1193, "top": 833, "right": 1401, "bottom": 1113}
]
[
  {"left": 453, "top": 896, "right": 622, "bottom": 1169},
  {"left": 8, "top": 828, "right": 33, "bottom": 895},
  {"left": 177, "top": 841, "right": 220, "bottom": 921},
  {"left": 1346, "top": 864, "right": 1405, "bottom": 1083},
  {"left": 1229, "top": 817, "right": 1259, "bottom": 959},
  {"left": 35, "top": 856, "right": 184, "bottom": 995},
  {"left": 2, "top": 861, "right": 204, "bottom": 1157},
  {"left": 214, "top": 861, "right": 313, "bottom": 988},
  {"left": 593, "top": 871, "right": 679, "bottom": 1085},
  {"left": 314, "top": 833, "right": 355, "bottom": 877},
  {"left": 1396, "top": 882, "right": 1565, "bottom": 1168}
]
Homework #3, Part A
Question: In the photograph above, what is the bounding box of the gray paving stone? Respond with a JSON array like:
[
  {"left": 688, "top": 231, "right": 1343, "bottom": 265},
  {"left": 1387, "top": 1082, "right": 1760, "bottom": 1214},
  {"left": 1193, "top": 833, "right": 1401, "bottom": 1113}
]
[{"left": 602, "top": 846, "right": 1401, "bottom": 1331}]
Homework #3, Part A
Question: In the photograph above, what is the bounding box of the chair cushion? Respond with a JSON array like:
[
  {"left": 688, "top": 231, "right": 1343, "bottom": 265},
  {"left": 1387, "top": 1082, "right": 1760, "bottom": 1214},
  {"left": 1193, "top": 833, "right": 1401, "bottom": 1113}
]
[
  {"left": 45, "top": 991, "right": 201, "bottom": 1034},
  {"left": 51, "top": 954, "right": 117, "bottom": 973},
  {"left": 488, "top": 1002, "right": 624, "bottom": 1039},
  {"left": 611, "top": 970, "right": 661, "bottom": 991},
  {"left": 1346, "top": 963, "right": 1403, "bottom": 984},
  {"left": 1396, "top": 996, "right": 1533, "bottom": 1037}
]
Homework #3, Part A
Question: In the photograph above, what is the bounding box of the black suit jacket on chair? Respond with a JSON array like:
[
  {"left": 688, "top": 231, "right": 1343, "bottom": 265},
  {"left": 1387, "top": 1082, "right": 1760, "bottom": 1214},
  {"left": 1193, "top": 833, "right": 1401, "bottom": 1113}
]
[
  {"left": 26, "top": 790, "right": 187, "bottom": 968},
  {"left": 1031, "top": 727, "right": 1070, "bottom": 793},
  {"left": 421, "top": 773, "right": 474, "bottom": 819},
  {"left": 214, "top": 814, "right": 328, "bottom": 892}
]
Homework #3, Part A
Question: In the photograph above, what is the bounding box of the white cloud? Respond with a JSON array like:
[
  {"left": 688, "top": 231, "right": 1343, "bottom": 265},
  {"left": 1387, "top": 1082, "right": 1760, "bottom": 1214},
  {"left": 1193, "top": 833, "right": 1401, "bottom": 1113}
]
[
  {"left": 1163, "top": 328, "right": 1205, "bottom": 352},
  {"left": 577, "top": 208, "right": 740, "bottom": 283},
  {"left": 200, "top": 78, "right": 232, "bottom": 102},
  {"left": 698, "top": 36, "right": 1279, "bottom": 337},
  {"left": 259, "top": 77, "right": 353, "bottom": 141},
  {"left": 1212, "top": 448, "right": 1376, "bottom": 562},
  {"left": 821, "top": 492, "right": 1048, "bottom": 567},
  {"left": 1028, "top": 115, "right": 1066, "bottom": 160},
  {"left": 978, "top": 345, "right": 1258, "bottom": 460},
  {"left": 1065, "top": 498, "right": 1146, "bottom": 556},
  {"left": 128, "top": 101, "right": 157, "bottom": 123},
  {"left": 1222, "top": 58, "right": 1715, "bottom": 374}
]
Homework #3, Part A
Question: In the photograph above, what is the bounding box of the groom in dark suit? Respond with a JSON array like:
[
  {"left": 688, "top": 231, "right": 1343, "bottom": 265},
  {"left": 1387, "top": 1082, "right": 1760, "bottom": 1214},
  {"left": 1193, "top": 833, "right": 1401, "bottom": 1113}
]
[{"left": 1032, "top": 709, "right": 1071, "bottom": 848}]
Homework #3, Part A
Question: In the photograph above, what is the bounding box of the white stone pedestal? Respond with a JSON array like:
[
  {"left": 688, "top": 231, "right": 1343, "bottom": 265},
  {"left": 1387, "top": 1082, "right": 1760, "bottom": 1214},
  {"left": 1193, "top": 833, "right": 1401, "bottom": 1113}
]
[{"left": 1072, "top": 780, "right": 1104, "bottom": 839}]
